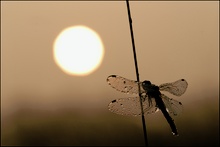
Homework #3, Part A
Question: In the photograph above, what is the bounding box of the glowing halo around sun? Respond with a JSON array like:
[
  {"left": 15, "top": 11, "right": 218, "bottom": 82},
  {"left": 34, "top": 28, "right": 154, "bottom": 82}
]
[{"left": 53, "top": 25, "right": 104, "bottom": 76}]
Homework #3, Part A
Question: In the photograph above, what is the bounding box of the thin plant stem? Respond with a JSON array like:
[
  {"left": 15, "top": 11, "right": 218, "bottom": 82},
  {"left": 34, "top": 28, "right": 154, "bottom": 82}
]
[{"left": 125, "top": 0, "right": 148, "bottom": 146}]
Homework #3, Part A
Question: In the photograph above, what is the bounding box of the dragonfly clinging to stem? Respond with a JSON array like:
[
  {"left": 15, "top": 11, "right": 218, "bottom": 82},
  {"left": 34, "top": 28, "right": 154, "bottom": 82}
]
[{"left": 107, "top": 75, "right": 188, "bottom": 136}]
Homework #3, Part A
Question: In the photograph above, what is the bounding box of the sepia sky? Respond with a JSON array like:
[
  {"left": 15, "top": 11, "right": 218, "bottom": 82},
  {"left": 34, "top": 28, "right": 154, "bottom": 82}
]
[{"left": 1, "top": 1, "right": 219, "bottom": 146}]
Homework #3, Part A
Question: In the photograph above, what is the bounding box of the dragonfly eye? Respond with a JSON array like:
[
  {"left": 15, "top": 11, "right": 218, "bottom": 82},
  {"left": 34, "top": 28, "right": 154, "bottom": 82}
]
[{"left": 142, "top": 80, "right": 151, "bottom": 86}]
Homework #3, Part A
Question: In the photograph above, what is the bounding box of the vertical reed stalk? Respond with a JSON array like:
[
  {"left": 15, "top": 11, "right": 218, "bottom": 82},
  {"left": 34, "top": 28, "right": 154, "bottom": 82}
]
[{"left": 125, "top": 0, "right": 148, "bottom": 146}]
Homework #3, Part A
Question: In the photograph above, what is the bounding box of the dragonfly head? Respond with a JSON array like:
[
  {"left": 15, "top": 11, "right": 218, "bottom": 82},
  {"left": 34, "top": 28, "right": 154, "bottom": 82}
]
[
  {"left": 142, "top": 80, "right": 151, "bottom": 86},
  {"left": 142, "top": 80, "right": 160, "bottom": 93},
  {"left": 142, "top": 80, "right": 152, "bottom": 90}
]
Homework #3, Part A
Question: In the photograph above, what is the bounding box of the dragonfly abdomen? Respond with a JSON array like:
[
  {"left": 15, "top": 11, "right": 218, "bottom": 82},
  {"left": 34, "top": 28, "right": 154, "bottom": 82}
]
[{"left": 155, "top": 96, "right": 178, "bottom": 136}]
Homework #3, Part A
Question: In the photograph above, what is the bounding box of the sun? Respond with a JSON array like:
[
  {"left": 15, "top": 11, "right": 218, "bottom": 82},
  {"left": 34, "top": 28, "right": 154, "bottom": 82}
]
[{"left": 53, "top": 25, "right": 104, "bottom": 76}]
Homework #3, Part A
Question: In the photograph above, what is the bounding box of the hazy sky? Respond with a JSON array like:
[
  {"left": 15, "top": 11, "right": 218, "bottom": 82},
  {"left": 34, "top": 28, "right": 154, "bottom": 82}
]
[{"left": 1, "top": 1, "right": 219, "bottom": 146}]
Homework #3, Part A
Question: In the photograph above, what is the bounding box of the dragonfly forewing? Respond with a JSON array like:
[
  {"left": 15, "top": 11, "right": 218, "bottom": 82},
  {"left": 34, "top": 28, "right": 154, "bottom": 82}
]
[
  {"left": 108, "top": 97, "right": 158, "bottom": 116},
  {"left": 107, "top": 75, "right": 145, "bottom": 94},
  {"left": 159, "top": 79, "right": 188, "bottom": 96}
]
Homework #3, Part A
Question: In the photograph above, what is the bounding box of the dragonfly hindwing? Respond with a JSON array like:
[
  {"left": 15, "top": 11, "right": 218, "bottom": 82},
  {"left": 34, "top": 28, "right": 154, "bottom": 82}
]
[
  {"left": 161, "top": 94, "right": 183, "bottom": 116},
  {"left": 108, "top": 97, "right": 158, "bottom": 116}
]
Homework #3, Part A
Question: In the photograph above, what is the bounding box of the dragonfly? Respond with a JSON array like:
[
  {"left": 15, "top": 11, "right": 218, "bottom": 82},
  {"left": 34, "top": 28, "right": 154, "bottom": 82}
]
[{"left": 107, "top": 75, "right": 188, "bottom": 136}]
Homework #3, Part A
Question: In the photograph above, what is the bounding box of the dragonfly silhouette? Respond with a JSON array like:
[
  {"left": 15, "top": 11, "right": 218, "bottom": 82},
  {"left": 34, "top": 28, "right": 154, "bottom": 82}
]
[{"left": 107, "top": 75, "right": 188, "bottom": 136}]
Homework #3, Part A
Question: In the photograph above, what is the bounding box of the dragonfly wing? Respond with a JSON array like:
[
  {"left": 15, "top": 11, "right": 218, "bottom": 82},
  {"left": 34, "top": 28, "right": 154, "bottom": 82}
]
[
  {"left": 107, "top": 75, "right": 145, "bottom": 94},
  {"left": 143, "top": 97, "right": 159, "bottom": 115},
  {"left": 161, "top": 94, "right": 183, "bottom": 116},
  {"left": 108, "top": 97, "right": 158, "bottom": 116},
  {"left": 159, "top": 79, "right": 188, "bottom": 96}
]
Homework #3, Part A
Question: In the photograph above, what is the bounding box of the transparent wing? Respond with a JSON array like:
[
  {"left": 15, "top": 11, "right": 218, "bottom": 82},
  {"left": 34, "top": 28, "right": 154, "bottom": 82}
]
[
  {"left": 159, "top": 79, "right": 188, "bottom": 96},
  {"left": 108, "top": 97, "right": 158, "bottom": 116},
  {"left": 161, "top": 94, "right": 183, "bottom": 116},
  {"left": 107, "top": 75, "right": 145, "bottom": 94}
]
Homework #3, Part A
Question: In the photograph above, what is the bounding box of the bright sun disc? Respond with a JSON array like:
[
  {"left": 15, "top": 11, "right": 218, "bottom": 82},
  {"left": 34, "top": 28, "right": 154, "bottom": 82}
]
[{"left": 53, "top": 25, "right": 104, "bottom": 76}]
